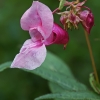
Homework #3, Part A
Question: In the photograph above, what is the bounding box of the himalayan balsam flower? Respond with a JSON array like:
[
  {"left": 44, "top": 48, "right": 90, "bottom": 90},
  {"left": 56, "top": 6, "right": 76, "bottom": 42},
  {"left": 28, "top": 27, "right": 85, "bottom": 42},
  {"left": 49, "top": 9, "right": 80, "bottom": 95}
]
[
  {"left": 79, "top": 10, "right": 94, "bottom": 34},
  {"left": 11, "top": 1, "right": 69, "bottom": 70}
]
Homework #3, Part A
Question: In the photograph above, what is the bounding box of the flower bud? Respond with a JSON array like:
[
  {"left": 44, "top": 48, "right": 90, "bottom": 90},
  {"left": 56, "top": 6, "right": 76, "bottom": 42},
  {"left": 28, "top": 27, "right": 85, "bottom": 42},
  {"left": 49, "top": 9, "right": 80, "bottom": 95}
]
[
  {"left": 60, "top": 14, "right": 67, "bottom": 25},
  {"left": 69, "top": 11, "right": 81, "bottom": 29},
  {"left": 79, "top": 10, "right": 94, "bottom": 33}
]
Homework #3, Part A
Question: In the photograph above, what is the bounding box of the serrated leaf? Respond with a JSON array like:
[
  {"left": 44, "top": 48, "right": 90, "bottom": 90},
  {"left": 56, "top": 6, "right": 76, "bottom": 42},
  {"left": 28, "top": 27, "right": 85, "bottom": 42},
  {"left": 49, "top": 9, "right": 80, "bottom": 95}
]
[
  {"left": 0, "top": 52, "right": 87, "bottom": 91},
  {"left": 0, "top": 52, "right": 86, "bottom": 92},
  {"left": 41, "top": 52, "right": 74, "bottom": 78},
  {"left": 24, "top": 52, "right": 88, "bottom": 91},
  {"left": 0, "top": 62, "right": 11, "bottom": 72},
  {"left": 35, "top": 91, "right": 100, "bottom": 100},
  {"left": 32, "top": 67, "right": 87, "bottom": 91}
]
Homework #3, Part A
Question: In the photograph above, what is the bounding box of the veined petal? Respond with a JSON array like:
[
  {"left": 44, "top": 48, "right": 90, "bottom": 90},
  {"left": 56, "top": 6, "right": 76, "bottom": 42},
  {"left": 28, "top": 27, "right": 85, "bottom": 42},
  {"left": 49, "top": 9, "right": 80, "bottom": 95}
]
[
  {"left": 11, "top": 39, "right": 46, "bottom": 70},
  {"left": 44, "top": 23, "right": 69, "bottom": 45},
  {"left": 21, "top": 1, "right": 53, "bottom": 39}
]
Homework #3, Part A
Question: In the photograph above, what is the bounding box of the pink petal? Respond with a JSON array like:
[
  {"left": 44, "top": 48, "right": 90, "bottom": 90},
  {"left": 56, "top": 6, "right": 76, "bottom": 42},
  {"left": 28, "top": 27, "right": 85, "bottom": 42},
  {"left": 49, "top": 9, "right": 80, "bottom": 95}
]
[
  {"left": 29, "top": 27, "right": 44, "bottom": 42},
  {"left": 37, "top": 1, "right": 53, "bottom": 39},
  {"left": 20, "top": 1, "right": 41, "bottom": 30},
  {"left": 44, "top": 23, "right": 69, "bottom": 45},
  {"left": 21, "top": 1, "right": 53, "bottom": 39},
  {"left": 11, "top": 39, "right": 46, "bottom": 70}
]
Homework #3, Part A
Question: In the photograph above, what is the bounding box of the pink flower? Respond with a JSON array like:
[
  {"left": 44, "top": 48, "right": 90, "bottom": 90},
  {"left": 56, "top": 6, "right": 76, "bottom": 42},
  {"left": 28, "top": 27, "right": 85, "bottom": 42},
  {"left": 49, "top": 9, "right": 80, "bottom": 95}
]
[
  {"left": 79, "top": 10, "right": 94, "bottom": 33},
  {"left": 11, "top": 1, "right": 69, "bottom": 70}
]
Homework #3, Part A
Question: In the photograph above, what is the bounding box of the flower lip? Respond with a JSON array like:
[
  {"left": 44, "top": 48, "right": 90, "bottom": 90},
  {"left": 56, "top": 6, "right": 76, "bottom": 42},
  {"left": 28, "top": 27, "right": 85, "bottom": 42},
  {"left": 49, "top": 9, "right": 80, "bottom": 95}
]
[
  {"left": 44, "top": 23, "right": 69, "bottom": 45},
  {"left": 11, "top": 39, "right": 46, "bottom": 70},
  {"left": 52, "top": 23, "right": 69, "bottom": 44}
]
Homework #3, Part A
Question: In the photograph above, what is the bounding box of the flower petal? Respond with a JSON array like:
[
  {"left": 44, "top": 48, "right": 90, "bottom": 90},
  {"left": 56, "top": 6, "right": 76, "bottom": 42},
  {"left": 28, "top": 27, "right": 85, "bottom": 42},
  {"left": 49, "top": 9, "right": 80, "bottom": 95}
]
[
  {"left": 21, "top": 1, "right": 53, "bottom": 39},
  {"left": 11, "top": 39, "right": 46, "bottom": 70},
  {"left": 37, "top": 1, "right": 53, "bottom": 39},
  {"left": 29, "top": 27, "right": 44, "bottom": 42},
  {"left": 20, "top": 1, "right": 41, "bottom": 30}
]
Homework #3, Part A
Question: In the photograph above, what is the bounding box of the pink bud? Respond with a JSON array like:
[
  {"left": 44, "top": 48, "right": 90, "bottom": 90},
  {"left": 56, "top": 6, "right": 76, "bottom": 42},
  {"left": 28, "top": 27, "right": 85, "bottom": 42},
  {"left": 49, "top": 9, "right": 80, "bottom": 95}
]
[
  {"left": 79, "top": 10, "right": 94, "bottom": 33},
  {"left": 60, "top": 15, "right": 67, "bottom": 25}
]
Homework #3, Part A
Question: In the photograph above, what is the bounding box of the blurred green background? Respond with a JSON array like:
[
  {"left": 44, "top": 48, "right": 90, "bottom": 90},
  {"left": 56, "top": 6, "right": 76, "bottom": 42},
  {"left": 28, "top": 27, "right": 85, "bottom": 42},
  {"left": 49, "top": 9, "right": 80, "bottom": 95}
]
[{"left": 0, "top": 0, "right": 100, "bottom": 99}]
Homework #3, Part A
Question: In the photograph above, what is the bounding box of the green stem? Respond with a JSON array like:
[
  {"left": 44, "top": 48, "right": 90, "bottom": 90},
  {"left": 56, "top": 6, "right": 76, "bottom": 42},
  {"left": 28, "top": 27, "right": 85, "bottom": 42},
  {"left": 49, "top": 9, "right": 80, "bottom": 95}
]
[{"left": 84, "top": 30, "right": 99, "bottom": 83}]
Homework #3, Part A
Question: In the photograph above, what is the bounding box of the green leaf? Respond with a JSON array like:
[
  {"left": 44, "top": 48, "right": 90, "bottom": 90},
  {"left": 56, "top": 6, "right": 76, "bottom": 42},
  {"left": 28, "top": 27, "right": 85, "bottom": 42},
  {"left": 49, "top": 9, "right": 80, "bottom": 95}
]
[
  {"left": 49, "top": 82, "right": 67, "bottom": 100},
  {"left": 49, "top": 82, "right": 65, "bottom": 93},
  {"left": 59, "top": 0, "right": 66, "bottom": 10},
  {"left": 89, "top": 73, "right": 100, "bottom": 94},
  {"left": 0, "top": 52, "right": 86, "bottom": 92},
  {"left": 0, "top": 62, "right": 11, "bottom": 72},
  {"left": 0, "top": 53, "right": 88, "bottom": 92},
  {"left": 41, "top": 52, "right": 74, "bottom": 78},
  {"left": 26, "top": 52, "right": 88, "bottom": 91},
  {"left": 0, "top": 53, "right": 100, "bottom": 100},
  {"left": 35, "top": 91, "right": 100, "bottom": 100},
  {"left": 33, "top": 68, "right": 87, "bottom": 91}
]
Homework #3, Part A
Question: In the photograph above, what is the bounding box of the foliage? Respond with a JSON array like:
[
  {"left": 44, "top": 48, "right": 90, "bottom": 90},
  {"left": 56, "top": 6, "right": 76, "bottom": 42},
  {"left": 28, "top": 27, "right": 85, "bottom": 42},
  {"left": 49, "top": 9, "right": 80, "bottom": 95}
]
[{"left": 0, "top": 52, "right": 100, "bottom": 100}]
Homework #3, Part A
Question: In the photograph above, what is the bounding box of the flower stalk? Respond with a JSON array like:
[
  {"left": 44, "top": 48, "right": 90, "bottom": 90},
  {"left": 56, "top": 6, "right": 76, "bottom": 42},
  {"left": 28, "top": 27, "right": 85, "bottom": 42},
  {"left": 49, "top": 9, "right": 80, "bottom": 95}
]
[
  {"left": 84, "top": 30, "right": 99, "bottom": 83},
  {"left": 52, "top": 8, "right": 60, "bottom": 14}
]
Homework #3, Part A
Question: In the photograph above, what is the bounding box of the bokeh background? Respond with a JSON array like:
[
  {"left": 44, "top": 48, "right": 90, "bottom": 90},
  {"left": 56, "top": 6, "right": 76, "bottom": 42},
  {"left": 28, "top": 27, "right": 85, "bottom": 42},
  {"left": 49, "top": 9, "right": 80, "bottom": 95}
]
[{"left": 0, "top": 0, "right": 100, "bottom": 99}]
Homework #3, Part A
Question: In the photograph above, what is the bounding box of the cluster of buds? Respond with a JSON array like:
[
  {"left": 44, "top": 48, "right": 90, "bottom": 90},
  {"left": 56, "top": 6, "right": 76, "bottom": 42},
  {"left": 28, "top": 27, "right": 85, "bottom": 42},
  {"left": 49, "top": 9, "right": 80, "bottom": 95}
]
[{"left": 58, "top": 0, "right": 94, "bottom": 33}]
